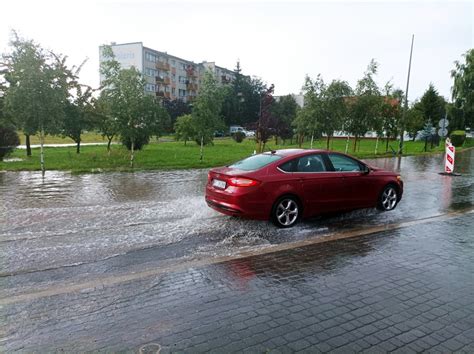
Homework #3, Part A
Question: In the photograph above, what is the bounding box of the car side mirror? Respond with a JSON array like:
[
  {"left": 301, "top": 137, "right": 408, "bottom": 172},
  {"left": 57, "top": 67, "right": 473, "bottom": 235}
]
[{"left": 362, "top": 165, "right": 370, "bottom": 174}]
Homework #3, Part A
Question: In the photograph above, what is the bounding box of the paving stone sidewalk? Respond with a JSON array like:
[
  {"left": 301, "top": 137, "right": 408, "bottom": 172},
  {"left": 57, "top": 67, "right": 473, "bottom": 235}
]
[{"left": 2, "top": 213, "right": 474, "bottom": 352}]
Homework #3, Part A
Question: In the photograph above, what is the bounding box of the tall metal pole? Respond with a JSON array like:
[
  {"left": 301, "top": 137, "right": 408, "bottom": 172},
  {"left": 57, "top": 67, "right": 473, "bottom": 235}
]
[{"left": 399, "top": 34, "right": 415, "bottom": 155}]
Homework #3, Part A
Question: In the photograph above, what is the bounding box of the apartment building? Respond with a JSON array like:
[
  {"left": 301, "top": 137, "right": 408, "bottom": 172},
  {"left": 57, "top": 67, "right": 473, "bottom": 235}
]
[{"left": 99, "top": 42, "right": 236, "bottom": 102}]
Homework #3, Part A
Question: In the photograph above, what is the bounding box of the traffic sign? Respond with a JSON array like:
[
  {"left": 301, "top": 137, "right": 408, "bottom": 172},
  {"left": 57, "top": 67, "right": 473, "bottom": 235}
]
[
  {"left": 438, "top": 128, "right": 448, "bottom": 137},
  {"left": 439, "top": 118, "right": 449, "bottom": 128}
]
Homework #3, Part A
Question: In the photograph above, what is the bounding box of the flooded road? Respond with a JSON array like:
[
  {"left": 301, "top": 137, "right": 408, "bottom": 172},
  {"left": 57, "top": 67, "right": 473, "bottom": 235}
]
[
  {"left": 0, "top": 150, "right": 473, "bottom": 298},
  {"left": 1, "top": 149, "right": 474, "bottom": 352}
]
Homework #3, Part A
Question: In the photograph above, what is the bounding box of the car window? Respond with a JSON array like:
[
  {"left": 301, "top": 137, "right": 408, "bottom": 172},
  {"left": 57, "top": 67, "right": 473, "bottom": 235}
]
[
  {"left": 278, "top": 159, "right": 297, "bottom": 172},
  {"left": 295, "top": 154, "right": 327, "bottom": 173},
  {"left": 328, "top": 153, "right": 362, "bottom": 172},
  {"left": 230, "top": 154, "right": 282, "bottom": 171}
]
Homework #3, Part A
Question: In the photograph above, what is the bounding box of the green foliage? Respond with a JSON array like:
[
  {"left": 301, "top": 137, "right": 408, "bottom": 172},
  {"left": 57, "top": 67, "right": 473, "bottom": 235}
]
[
  {"left": 232, "top": 131, "right": 246, "bottom": 143},
  {"left": 272, "top": 95, "right": 298, "bottom": 143},
  {"left": 405, "top": 104, "right": 425, "bottom": 140},
  {"left": 449, "top": 130, "right": 466, "bottom": 147},
  {"left": 293, "top": 75, "right": 325, "bottom": 146},
  {"left": 451, "top": 49, "right": 474, "bottom": 128},
  {"left": 220, "top": 61, "right": 267, "bottom": 127},
  {"left": 3, "top": 32, "right": 66, "bottom": 138},
  {"left": 99, "top": 45, "right": 170, "bottom": 157},
  {"left": 0, "top": 125, "right": 20, "bottom": 160},
  {"left": 346, "top": 60, "right": 383, "bottom": 149},
  {"left": 162, "top": 99, "right": 191, "bottom": 132},
  {"left": 174, "top": 114, "right": 195, "bottom": 145},
  {"left": 417, "top": 84, "right": 446, "bottom": 124},
  {"left": 191, "top": 71, "right": 224, "bottom": 146}
]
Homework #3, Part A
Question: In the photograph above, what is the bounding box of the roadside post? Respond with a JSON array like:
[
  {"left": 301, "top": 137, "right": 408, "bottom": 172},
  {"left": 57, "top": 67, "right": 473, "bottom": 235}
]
[{"left": 439, "top": 137, "right": 461, "bottom": 176}]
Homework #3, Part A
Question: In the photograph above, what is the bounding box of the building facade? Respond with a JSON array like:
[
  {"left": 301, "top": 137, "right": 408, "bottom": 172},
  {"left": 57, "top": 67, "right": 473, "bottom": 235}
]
[{"left": 99, "top": 42, "right": 236, "bottom": 102}]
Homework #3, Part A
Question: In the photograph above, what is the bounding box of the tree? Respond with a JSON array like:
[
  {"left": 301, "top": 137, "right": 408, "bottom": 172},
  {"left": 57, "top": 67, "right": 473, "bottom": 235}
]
[
  {"left": 405, "top": 103, "right": 424, "bottom": 141},
  {"left": 293, "top": 75, "right": 325, "bottom": 148},
  {"left": 57, "top": 56, "right": 95, "bottom": 154},
  {"left": 346, "top": 59, "right": 383, "bottom": 151},
  {"left": 2, "top": 32, "right": 66, "bottom": 172},
  {"left": 92, "top": 91, "right": 119, "bottom": 154},
  {"left": 271, "top": 95, "right": 298, "bottom": 144},
  {"left": 162, "top": 98, "right": 191, "bottom": 133},
  {"left": 322, "top": 80, "right": 352, "bottom": 149},
  {"left": 418, "top": 84, "right": 446, "bottom": 125},
  {"left": 255, "top": 84, "right": 276, "bottom": 152},
  {"left": 100, "top": 45, "right": 169, "bottom": 167},
  {"left": 174, "top": 114, "right": 195, "bottom": 145},
  {"left": 191, "top": 70, "right": 224, "bottom": 161},
  {"left": 451, "top": 49, "right": 474, "bottom": 129},
  {"left": 0, "top": 125, "right": 20, "bottom": 160}
]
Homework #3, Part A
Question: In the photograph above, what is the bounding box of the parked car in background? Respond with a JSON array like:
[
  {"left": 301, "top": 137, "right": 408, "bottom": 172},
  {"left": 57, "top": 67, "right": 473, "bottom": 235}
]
[{"left": 206, "top": 149, "right": 403, "bottom": 228}]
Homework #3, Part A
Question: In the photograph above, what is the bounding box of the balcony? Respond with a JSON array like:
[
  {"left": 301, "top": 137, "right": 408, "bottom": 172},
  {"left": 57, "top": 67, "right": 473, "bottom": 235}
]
[
  {"left": 156, "top": 61, "right": 170, "bottom": 71},
  {"left": 164, "top": 77, "right": 171, "bottom": 85},
  {"left": 164, "top": 92, "right": 171, "bottom": 98},
  {"left": 156, "top": 91, "right": 165, "bottom": 97},
  {"left": 186, "top": 83, "right": 198, "bottom": 91},
  {"left": 156, "top": 76, "right": 165, "bottom": 83}
]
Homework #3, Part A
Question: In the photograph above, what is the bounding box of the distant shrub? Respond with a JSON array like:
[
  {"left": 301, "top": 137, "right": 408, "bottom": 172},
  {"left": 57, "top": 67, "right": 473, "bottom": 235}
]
[
  {"left": 0, "top": 126, "right": 20, "bottom": 160},
  {"left": 449, "top": 130, "right": 466, "bottom": 147},
  {"left": 232, "top": 131, "right": 246, "bottom": 143},
  {"left": 121, "top": 133, "right": 150, "bottom": 150}
]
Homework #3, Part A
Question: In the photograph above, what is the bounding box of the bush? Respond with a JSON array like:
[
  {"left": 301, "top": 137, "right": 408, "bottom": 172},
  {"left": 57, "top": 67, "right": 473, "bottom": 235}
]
[
  {"left": 232, "top": 131, "right": 246, "bottom": 143},
  {"left": 449, "top": 130, "right": 466, "bottom": 147},
  {"left": 121, "top": 133, "right": 150, "bottom": 150},
  {"left": 0, "top": 126, "right": 20, "bottom": 161}
]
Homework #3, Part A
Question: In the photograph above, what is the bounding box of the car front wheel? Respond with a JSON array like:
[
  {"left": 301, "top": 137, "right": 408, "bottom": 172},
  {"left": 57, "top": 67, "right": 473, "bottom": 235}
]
[
  {"left": 272, "top": 196, "right": 300, "bottom": 228},
  {"left": 377, "top": 185, "right": 398, "bottom": 211}
]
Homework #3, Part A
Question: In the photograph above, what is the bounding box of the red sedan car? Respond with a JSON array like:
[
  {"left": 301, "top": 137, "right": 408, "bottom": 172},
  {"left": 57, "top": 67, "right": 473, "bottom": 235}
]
[{"left": 206, "top": 149, "right": 403, "bottom": 228}]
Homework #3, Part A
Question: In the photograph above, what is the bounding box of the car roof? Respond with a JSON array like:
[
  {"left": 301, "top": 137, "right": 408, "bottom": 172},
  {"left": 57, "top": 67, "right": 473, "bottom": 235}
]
[{"left": 263, "top": 149, "right": 326, "bottom": 157}]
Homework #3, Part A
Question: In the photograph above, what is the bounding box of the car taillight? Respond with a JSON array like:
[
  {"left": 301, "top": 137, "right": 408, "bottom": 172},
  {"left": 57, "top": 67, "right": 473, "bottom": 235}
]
[{"left": 227, "top": 177, "right": 260, "bottom": 187}]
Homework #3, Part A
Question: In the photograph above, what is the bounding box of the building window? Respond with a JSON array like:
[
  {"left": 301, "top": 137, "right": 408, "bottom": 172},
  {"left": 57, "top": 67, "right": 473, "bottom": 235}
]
[
  {"left": 145, "top": 84, "right": 156, "bottom": 92},
  {"left": 178, "top": 76, "right": 187, "bottom": 84},
  {"left": 178, "top": 89, "right": 186, "bottom": 97},
  {"left": 172, "top": 88, "right": 176, "bottom": 94}
]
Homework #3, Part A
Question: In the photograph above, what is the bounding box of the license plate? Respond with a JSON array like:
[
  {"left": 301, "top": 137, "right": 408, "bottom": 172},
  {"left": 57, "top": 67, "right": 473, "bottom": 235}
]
[{"left": 212, "top": 179, "right": 226, "bottom": 189}]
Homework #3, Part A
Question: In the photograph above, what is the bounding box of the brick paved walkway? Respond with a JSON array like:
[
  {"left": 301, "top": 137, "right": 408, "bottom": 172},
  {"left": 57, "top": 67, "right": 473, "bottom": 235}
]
[{"left": 2, "top": 213, "right": 474, "bottom": 352}]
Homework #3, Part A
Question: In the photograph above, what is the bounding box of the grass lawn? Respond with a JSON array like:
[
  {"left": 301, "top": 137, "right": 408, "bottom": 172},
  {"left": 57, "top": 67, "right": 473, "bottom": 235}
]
[{"left": 2, "top": 136, "right": 472, "bottom": 173}]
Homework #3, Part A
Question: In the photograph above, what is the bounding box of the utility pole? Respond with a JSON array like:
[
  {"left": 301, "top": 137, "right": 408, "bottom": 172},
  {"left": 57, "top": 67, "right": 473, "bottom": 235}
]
[{"left": 399, "top": 34, "right": 415, "bottom": 155}]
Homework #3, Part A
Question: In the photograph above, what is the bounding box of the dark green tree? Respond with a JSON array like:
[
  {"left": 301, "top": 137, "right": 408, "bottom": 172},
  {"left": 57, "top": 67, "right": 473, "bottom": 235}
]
[{"left": 271, "top": 94, "right": 298, "bottom": 144}]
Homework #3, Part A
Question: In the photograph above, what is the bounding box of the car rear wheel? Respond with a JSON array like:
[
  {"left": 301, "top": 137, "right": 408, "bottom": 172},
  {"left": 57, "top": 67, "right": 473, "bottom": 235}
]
[
  {"left": 271, "top": 196, "right": 300, "bottom": 228},
  {"left": 377, "top": 185, "right": 398, "bottom": 211}
]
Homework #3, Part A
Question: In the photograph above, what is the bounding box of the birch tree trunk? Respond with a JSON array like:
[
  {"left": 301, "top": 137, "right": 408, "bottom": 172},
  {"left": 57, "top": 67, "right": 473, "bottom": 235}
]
[
  {"left": 130, "top": 139, "right": 135, "bottom": 168},
  {"left": 200, "top": 135, "right": 204, "bottom": 162},
  {"left": 310, "top": 131, "right": 314, "bottom": 149},
  {"left": 39, "top": 128, "right": 45, "bottom": 175},
  {"left": 345, "top": 135, "right": 350, "bottom": 154},
  {"left": 375, "top": 136, "right": 379, "bottom": 155}
]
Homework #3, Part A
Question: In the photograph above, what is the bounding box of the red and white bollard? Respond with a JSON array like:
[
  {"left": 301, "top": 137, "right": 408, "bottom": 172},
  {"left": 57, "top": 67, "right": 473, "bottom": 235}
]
[{"left": 444, "top": 138, "right": 455, "bottom": 174}]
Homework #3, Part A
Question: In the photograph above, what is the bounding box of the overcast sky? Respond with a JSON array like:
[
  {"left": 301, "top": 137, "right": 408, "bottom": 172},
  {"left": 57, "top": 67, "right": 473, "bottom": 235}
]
[{"left": 1, "top": 0, "right": 472, "bottom": 102}]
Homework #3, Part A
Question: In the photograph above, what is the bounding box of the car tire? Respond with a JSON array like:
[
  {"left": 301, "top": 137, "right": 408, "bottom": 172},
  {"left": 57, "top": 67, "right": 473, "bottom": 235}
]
[
  {"left": 271, "top": 196, "right": 301, "bottom": 228},
  {"left": 377, "top": 184, "right": 399, "bottom": 211}
]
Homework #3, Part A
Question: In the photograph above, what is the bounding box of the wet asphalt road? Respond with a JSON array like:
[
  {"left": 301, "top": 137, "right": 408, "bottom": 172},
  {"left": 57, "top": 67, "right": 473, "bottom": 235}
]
[{"left": 0, "top": 149, "right": 473, "bottom": 352}]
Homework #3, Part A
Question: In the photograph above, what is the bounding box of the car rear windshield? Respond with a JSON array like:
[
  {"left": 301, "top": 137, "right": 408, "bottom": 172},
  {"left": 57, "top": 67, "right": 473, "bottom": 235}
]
[{"left": 229, "top": 154, "right": 282, "bottom": 171}]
